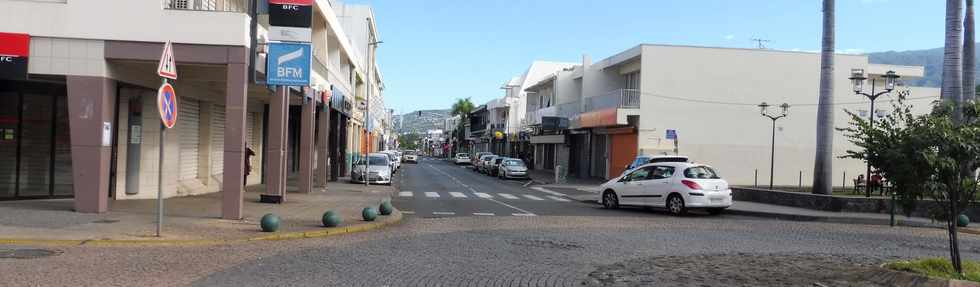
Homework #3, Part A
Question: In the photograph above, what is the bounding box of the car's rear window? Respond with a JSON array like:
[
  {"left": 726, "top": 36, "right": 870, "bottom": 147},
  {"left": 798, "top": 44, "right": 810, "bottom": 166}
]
[
  {"left": 405, "top": 151, "right": 416, "bottom": 155},
  {"left": 503, "top": 160, "right": 524, "bottom": 166},
  {"left": 684, "top": 166, "right": 720, "bottom": 179},
  {"left": 649, "top": 157, "right": 688, "bottom": 163},
  {"left": 457, "top": 154, "right": 469, "bottom": 158}
]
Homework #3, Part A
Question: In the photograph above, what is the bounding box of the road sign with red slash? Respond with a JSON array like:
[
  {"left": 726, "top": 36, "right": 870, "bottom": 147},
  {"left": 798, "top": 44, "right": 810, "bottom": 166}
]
[{"left": 157, "top": 82, "right": 178, "bottom": 129}]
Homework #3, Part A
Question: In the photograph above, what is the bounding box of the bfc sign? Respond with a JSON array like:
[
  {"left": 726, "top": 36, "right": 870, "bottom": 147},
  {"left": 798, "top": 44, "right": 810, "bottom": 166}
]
[
  {"left": 0, "top": 32, "right": 29, "bottom": 80},
  {"left": 266, "top": 42, "right": 311, "bottom": 86}
]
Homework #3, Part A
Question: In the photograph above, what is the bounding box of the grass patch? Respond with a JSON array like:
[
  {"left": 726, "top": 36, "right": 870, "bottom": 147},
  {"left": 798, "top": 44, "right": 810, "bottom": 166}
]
[{"left": 884, "top": 258, "right": 980, "bottom": 282}]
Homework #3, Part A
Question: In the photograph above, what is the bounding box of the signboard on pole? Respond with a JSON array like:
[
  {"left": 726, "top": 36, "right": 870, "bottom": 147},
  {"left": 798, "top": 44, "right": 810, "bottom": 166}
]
[
  {"left": 157, "top": 41, "right": 177, "bottom": 79},
  {"left": 157, "top": 83, "right": 178, "bottom": 129},
  {"left": 665, "top": 129, "right": 677, "bottom": 140},
  {"left": 0, "top": 32, "right": 30, "bottom": 80},
  {"left": 268, "top": 0, "right": 313, "bottom": 43},
  {"left": 266, "top": 42, "right": 311, "bottom": 86}
]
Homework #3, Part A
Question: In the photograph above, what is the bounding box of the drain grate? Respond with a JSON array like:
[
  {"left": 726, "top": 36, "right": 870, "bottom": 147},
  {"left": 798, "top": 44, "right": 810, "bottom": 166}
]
[
  {"left": 0, "top": 248, "right": 62, "bottom": 259},
  {"left": 91, "top": 219, "right": 120, "bottom": 224},
  {"left": 507, "top": 238, "right": 584, "bottom": 250}
]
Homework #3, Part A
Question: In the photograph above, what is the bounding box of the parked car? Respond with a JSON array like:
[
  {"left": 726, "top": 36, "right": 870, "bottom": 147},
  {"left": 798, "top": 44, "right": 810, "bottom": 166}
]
[
  {"left": 597, "top": 162, "right": 731, "bottom": 215},
  {"left": 623, "top": 155, "right": 690, "bottom": 173},
  {"left": 472, "top": 152, "right": 493, "bottom": 170},
  {"left": 403, "top": 150, "right": 418, "bottom": 163},
  {"left": 454, "top": 153, "right": 472, "bottom": 165},
  {"left": 380, "top": 151, "right": 400, "bottom": 172},
  {"left": 497, "top": 158, "right": 528, "bottom": 179},
  {"left": 488, "top": 157, "right": 506, "bottom": 176},
  {"left": 350, "top": 153, "right": 393, "bottom": 185},
  {"left": 479, "top": 155, "right": 498, "bottom": 174}
]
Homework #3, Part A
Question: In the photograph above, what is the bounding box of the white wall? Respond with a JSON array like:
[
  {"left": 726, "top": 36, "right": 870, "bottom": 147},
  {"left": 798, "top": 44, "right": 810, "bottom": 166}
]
[
  {"left": 0, "top": 1, "right": 250, "bottom": 46},
  {"left": 635, "top": 45, "right": 939, "bottom": 186}
]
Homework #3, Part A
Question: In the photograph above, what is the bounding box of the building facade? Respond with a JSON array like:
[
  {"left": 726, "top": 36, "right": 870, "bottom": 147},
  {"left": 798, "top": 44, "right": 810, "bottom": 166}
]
[
  {"left": 0, "top": 0, "right": 387, "bottom": 218},
  {"left": 519, "top": 44, "right": 938, "bottom": 186}
]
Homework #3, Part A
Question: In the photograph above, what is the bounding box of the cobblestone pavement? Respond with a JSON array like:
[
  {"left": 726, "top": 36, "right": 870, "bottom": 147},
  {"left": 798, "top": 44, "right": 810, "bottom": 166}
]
[
  {"left": 4, "top": 214, "right": 979, "bottom": 286},
  {"left": 190, "top": 216, "right": 980, "bottom": 286}
]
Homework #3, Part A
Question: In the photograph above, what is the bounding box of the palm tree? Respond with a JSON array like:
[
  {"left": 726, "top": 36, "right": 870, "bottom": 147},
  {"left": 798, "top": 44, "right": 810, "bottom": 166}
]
[
  {"left": 451, "top": 98, "right": 475, "bottom": 153},
  {"left": 941, "top": 0, "right": 965, "bottom": 274},
  {"left": 812, "top": 0, "right": 834, "bottom": 195},
  {"left": 964, "top": 0, "right": 976, "bottom": 102}
]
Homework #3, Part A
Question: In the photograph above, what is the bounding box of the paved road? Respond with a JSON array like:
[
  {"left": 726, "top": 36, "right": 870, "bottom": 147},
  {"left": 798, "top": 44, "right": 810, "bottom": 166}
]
[{"left": 5, "top": 157, "right": 980, "bottom": 286}]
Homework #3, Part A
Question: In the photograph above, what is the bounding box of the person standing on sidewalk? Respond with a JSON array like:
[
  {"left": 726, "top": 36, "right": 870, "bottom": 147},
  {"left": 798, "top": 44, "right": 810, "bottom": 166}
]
[{"left": 244, "top": 145, "right": 256, "bottom": 186}]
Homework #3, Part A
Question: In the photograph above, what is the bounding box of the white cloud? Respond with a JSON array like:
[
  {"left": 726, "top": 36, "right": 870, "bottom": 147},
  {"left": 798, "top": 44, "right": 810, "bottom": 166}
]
[
  {"left": 724, "top": 34, "right": 735, "bottom": 40},
  {"left": 840, "top": 48, "right": 865, "bottom": 54}
]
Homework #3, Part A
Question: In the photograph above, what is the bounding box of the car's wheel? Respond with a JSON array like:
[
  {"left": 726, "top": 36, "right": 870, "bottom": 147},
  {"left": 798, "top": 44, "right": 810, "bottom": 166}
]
[
  {"left": 667, "top": 194, "right": 687, "bottom": 216},
  {"left": 602, "top": 190, "right": 619, "bottom": 209},
  {"left": 707, "top": 208, "right": 724, "bottom": 215}
]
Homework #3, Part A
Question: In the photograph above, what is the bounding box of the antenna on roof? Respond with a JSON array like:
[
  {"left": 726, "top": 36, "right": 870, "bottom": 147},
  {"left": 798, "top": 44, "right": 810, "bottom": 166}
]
[{"left": 751, "top": 38, "right": 770, "bottom": 49}]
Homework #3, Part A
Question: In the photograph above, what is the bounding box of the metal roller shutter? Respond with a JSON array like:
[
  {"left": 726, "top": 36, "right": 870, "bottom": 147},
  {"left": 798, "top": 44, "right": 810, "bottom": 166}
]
[
  {"left": 247, "top": 112, "right": 255, "bottom": 147},
  {"left": 210, "top": 104, "right": 225, "bottom": 176},
  {"left": 178, "top": 98, "right": 200, "bottom": 180}
]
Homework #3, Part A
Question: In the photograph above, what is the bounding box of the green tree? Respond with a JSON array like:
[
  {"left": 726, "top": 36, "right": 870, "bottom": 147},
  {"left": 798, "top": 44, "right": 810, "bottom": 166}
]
[
  {"left": 812, "top": 0, "right": 835, "bottom": 195},
  {"left": 841, "top": 96, "right": 980, "bottom": 274},
  {"left": 450, "top": 98, "right": 475, "bottom": 153},
  {"left": 398, "top": 133, "right": 421, "bottom": 150}
]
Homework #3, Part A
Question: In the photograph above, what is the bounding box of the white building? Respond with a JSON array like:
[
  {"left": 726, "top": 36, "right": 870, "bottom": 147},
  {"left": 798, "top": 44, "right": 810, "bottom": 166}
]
[{"left": 521, "top": 44, "right": 938, "bottom": 186}]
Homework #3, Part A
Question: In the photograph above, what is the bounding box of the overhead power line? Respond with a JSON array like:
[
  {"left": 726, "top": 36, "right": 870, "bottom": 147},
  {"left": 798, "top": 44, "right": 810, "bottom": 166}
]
[{"left": 639, "top": 90, "right": 934, "bottom": 108}]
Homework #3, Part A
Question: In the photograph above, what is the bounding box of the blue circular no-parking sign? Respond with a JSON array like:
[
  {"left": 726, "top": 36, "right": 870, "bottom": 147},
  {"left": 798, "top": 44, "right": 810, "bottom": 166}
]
[{"left": 157, "top": 82, "right": 178, "bottom": 129}]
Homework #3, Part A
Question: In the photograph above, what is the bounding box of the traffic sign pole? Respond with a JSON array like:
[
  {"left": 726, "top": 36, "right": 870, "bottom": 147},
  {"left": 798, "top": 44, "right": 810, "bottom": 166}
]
[{"left": 157, "top": 99, "right": 166, "bottom": 237}]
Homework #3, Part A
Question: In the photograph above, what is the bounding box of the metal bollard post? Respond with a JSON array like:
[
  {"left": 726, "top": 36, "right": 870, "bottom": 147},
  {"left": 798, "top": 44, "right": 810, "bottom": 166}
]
[
  {"left": 798, "top": 171, "right": 803, "bottom": 192},
  {"left": 754, "top": 169, "right": 758, "bottom": 188}
]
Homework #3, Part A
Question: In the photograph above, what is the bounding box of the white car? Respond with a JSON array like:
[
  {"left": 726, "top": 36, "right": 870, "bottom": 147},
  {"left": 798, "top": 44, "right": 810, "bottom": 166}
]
[
  {"left": 403, "top": 150, "right": 418, "bottom": 163},
  {"left": 454, "top": 153, "right": 471, "bottom": 165},
  {"left": 597, "top": 162, "right": 732, "bottom": 215},
  {"left": 380, "top": 151, "right": 401, "bottom": 171},
  {"left": 350, "top": 153, "right": 393, "bottom": 185}
]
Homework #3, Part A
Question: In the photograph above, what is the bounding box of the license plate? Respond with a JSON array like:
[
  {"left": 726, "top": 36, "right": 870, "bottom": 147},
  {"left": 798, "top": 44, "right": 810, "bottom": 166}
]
[{"left": 710, "top": 198, "right": 723, "bottom": 203}]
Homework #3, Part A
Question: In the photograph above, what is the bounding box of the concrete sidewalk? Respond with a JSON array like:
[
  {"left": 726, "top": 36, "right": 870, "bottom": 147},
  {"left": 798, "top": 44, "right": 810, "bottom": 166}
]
[
  {"left": 0, "top": 180, "right": 401, "bottom": 245},
  {"left": 527, "top": 169, "right": 606, "bottom": 187}
]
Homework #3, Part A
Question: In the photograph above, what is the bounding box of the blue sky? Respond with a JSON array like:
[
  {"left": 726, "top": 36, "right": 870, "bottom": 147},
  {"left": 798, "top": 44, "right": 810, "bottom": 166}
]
[{"left": 347, "top": 0, "right": 946, "bottom": 113}]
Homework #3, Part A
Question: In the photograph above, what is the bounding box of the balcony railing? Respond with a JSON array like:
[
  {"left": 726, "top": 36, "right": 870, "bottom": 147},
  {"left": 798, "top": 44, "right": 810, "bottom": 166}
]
[
  {"left": 526, "top": 101, "right": 580, "bottom": 126},
  {"left": 584, "top": 89, "right": 641, "bottom": 111},
  {"left": 164, "top": 0, "right": 249, "bottom": 12}
]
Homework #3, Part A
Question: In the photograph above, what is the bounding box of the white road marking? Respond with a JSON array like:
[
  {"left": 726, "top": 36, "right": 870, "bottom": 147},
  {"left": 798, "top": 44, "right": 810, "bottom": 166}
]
[
  {"left": 425, "top": 192, "right": 440, "bottom": 198},
  {"left": 522, "top": 194, "right": 545, "bottom": 201},
  {"left": 512, "top": 213, "right": 537, "bottom": 217},
  {"left": 530, "top": 186, "right": 567, "bottom": 197},
  {"left": 498, "top": 193, "right": 519, "bottom": 199},
  {"left": 402, "top": 211, "right": 415, "bottom": 214},
  {"left": 399, "top": 191, "right": 413, "bottom": 197},
  {"left": 427, "top": 164, "right": 536, "bottom": 216},
  {"left": 449, "top": 192, "right": 467, "bottom": 198},
  {"left": 473, "top": 212, "right": 495, "bottom": 216},
  {"left": 547, "top": 195, "right": 571, "bottom": 202},
  {"left": 474, "top": 192, "right": 493, "bottom": 199},
  {"left": 432, "top": 212, "right": 456, "bottom": 215}
]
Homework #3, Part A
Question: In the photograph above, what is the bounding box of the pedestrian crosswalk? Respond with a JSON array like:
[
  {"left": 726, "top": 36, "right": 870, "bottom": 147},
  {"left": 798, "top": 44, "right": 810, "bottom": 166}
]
[{"left": 397, "top": 191, "right": 573, "bottom": 202}]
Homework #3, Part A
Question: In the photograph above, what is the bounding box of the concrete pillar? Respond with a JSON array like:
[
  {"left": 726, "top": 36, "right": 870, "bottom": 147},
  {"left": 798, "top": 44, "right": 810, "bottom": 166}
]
[
  {"left": 221, "top": 57, "right": 248, "bottom": 220},
  {"left": 298, "top": 96, "right": 315, "bottom": 193},
  {"left": 315, "top": 104, "right": 330, "bottom": 188},
  {"left": 265, "top": 87, "right": 288, "bottom": 200},
  {"left": 66, "top": 76, "right": 115, "bottom": 213}
]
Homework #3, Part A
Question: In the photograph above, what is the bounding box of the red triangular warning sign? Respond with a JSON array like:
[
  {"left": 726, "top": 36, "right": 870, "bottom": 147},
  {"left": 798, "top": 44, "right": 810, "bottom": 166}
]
[{"left": 157, "top": 41, "right": 177, "bottom": 79}]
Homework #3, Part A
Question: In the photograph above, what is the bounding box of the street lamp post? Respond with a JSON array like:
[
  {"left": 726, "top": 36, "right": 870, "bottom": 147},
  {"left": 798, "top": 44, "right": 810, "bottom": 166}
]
[
  {"left": 758, "top": 102, "right": 790, "bottom": 190},
  {"left": 848, "top": 69, "right": 899, "bottom": 198}
]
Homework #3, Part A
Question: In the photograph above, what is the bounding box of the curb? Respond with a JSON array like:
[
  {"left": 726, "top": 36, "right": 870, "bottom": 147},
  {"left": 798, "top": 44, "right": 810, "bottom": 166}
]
[
  {"left": 724, "top": 209, "right": 939, "bottom": 228},
  {"left": 0, "top": 211, "right": 403, "bottom": 247}
]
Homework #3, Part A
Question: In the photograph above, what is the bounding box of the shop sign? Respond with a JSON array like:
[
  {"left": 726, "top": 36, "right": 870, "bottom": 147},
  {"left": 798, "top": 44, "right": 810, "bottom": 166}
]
[{"left": 0, "top": 32, "right": 29, "bottom": 80}]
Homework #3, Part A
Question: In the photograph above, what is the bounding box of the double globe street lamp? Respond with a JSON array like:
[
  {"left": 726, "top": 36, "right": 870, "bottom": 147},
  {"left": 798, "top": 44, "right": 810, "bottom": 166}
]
[
  {"left": 758, "top": 102, "right": 790, "bottom": 190},
  {"left": 848, "top": 69, "right": 899, "bottom": 198}
]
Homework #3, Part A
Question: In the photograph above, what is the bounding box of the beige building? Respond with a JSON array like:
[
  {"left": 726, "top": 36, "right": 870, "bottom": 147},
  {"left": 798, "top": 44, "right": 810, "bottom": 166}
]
[{"left": 0, "top": 0, "right": 385, "bottom": 219}]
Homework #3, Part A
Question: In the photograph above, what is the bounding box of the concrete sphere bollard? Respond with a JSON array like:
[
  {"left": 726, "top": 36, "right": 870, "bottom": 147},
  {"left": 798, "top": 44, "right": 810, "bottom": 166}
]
[
  {"left": 322, "top": 210, "right": 342, "bottom": 227},
  {"left": 958, "top": 214, "right": 970, "bottom": 227},
  {"left": 379, "top": 201, "right": 394, "bottom": 216},
  {"left": 362, "top": 207, "right": 378, "bottom": 222},
  {"left": 260, "top": 213, "right": 280, "bottom": 232}
]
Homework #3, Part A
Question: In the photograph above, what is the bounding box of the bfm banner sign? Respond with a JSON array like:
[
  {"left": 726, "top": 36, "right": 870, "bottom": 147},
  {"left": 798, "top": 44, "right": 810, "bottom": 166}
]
[{"left": 266, "top": 42, "right": 311, "bottom": 86}]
